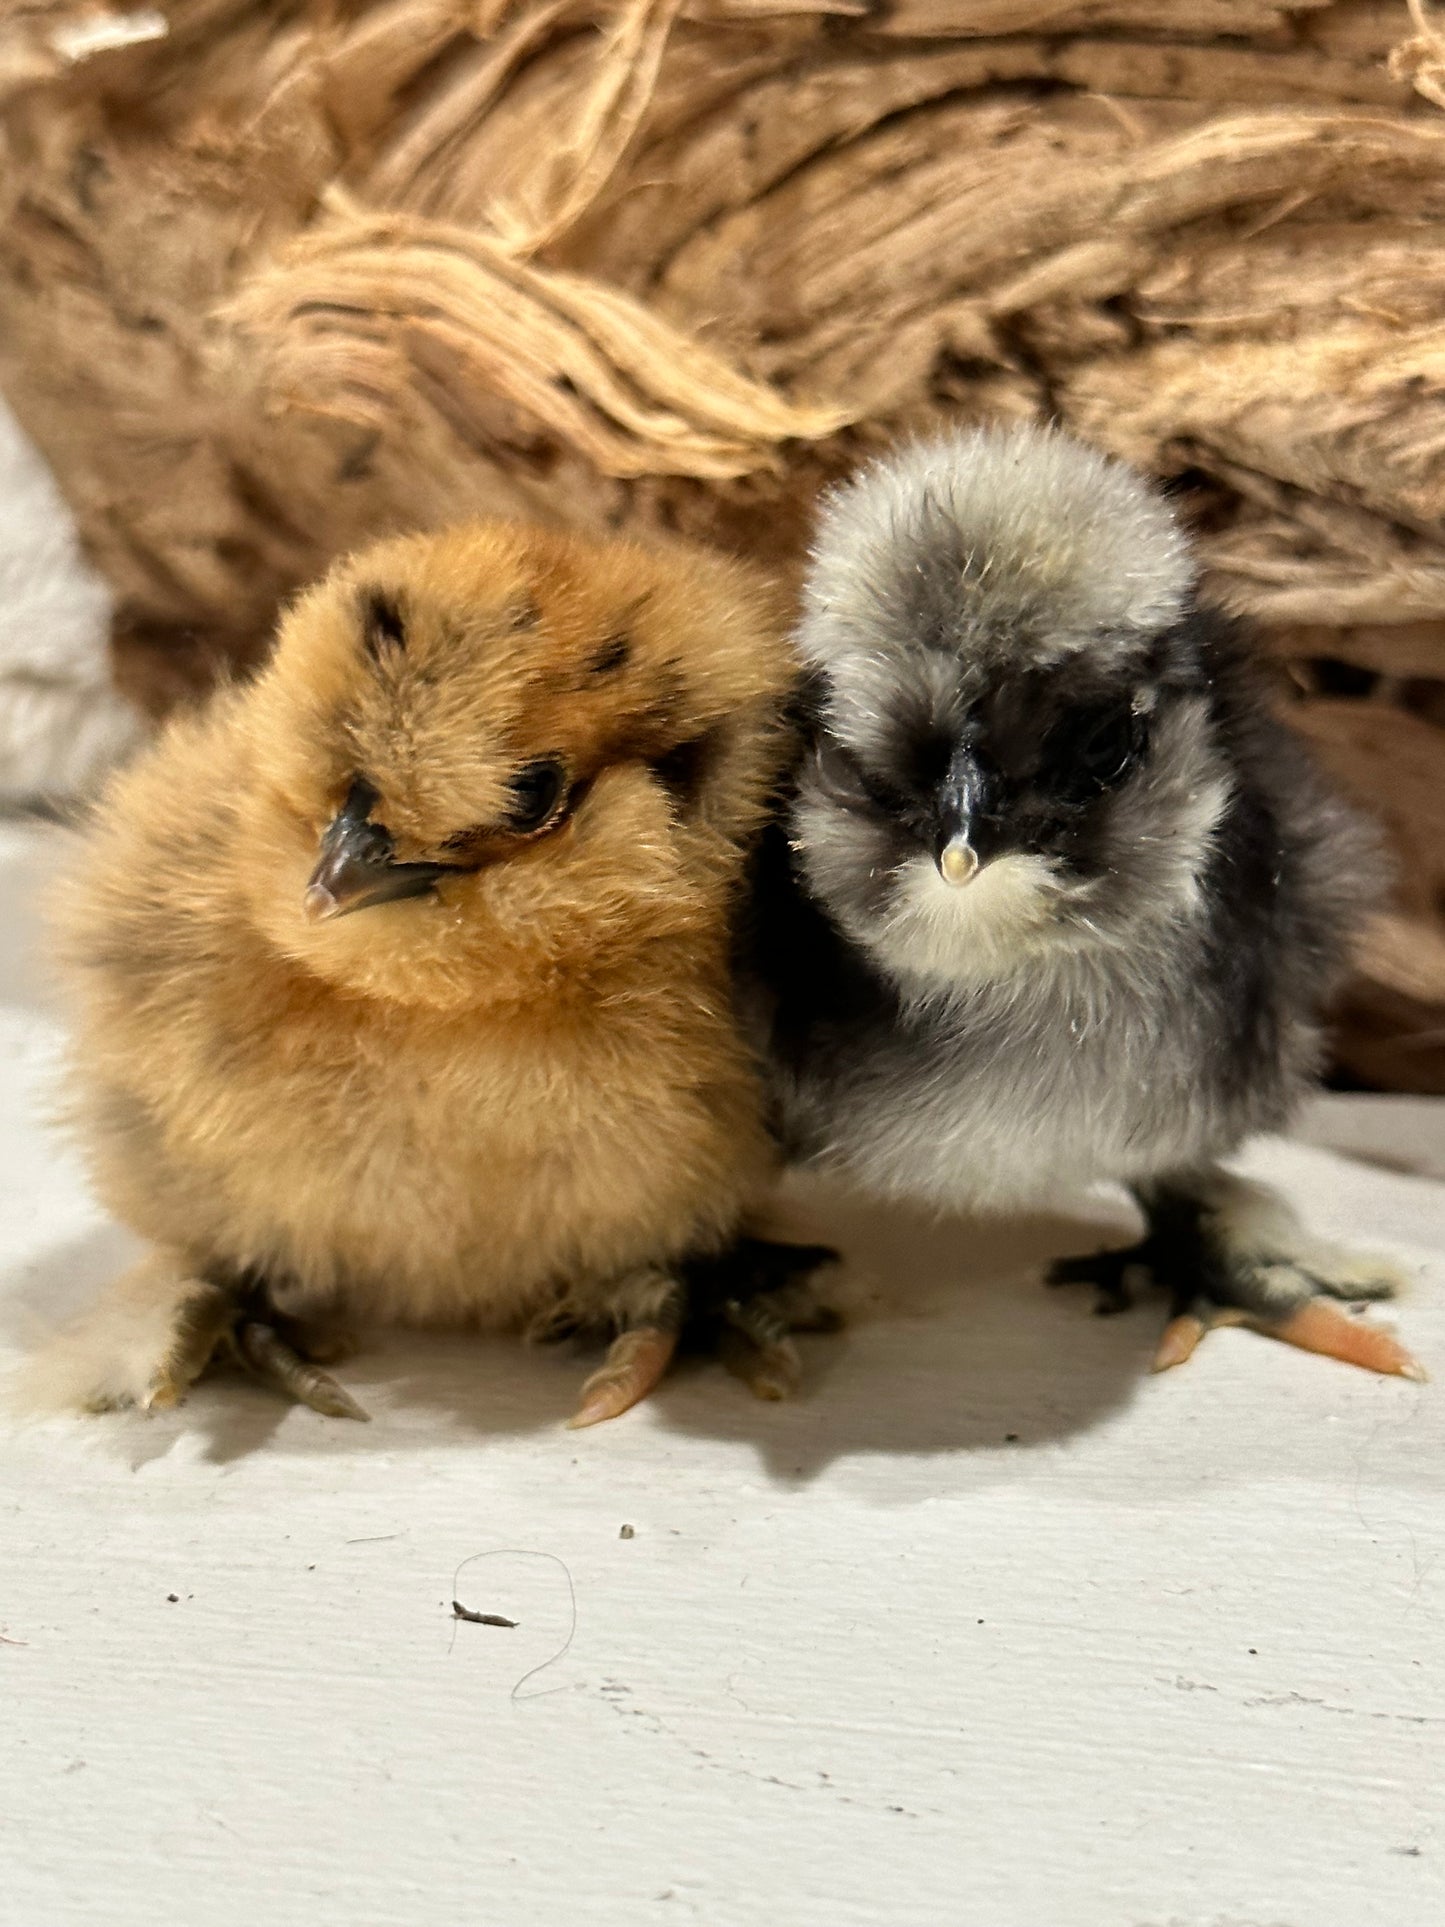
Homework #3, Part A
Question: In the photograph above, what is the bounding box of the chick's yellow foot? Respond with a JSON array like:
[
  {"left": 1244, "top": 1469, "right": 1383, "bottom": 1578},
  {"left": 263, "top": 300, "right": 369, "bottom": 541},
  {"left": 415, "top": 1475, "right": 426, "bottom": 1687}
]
[
  {"left": 23, "top": 1253, "right": 364, "bottom": 1419},
  {"left": 1155, "top": 1289, "right": 1423, "bottom": 1380},
  {"left": 148, "top": 1276, "right": 365, "bottom": 1419},
  {"left": 1053, "top": 1173, "right": 1424, "bottom": 1383}
]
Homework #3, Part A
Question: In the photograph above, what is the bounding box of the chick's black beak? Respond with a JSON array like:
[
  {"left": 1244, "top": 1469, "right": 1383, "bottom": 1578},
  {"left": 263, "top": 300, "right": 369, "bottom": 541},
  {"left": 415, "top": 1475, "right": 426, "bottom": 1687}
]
[
  {"left": 303, "top": 782, "right": 452, "bottom": 923},
  {"left": 933, "top": 747, "right": 992, "bottom": 889}
]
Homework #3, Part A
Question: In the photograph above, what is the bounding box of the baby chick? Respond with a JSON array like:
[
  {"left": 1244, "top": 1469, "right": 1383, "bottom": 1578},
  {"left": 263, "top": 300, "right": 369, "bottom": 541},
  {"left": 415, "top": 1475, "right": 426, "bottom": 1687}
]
[
  {"left": 748, "top": 424, "right": 1423, "bottom": 1381},
  {"left": 31, "top": 519, "right": 818, "bottom": 1427}
]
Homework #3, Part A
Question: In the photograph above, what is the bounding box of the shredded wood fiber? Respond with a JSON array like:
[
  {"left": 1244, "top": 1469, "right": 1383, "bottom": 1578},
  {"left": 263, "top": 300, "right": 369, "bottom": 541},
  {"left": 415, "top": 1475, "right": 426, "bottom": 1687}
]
[{"left": 0, "top": 0, "right": 1442, "bottom": 1087}]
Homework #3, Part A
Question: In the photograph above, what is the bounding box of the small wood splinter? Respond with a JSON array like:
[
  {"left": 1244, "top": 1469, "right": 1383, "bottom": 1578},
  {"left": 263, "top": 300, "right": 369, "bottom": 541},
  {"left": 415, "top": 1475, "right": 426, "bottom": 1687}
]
[{"left": 452, "top": 1601, "right": 518, "bottom": 1627}]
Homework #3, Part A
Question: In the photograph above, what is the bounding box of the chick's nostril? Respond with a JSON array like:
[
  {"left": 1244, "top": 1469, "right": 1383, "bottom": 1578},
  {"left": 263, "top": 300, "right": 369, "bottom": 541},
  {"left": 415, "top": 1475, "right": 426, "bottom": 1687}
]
[
  {"left": 355, "top": 819, "right": 394, "bottom": 865},
  {"left": 938, "top": 837, "right": 979, "bottom": 888}
]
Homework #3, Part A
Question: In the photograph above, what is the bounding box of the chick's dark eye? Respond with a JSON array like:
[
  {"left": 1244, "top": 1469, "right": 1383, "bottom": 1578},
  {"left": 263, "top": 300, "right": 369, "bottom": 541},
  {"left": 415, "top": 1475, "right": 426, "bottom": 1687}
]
[
  {"left": 813, "top": 739, "right": 908, "bottom": 817},
  {"left": 505, "top": 756, "right": 567, "bottom": 831},
  {"left": 1057, "top": 706, "right": 1148, "bottom": 798}
]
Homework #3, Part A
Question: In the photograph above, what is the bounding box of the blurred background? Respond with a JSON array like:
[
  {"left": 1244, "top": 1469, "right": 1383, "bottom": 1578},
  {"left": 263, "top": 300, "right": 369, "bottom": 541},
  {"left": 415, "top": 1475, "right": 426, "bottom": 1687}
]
[{"left": 0, "top": 0, "right": 1442, "bottom": 1088}]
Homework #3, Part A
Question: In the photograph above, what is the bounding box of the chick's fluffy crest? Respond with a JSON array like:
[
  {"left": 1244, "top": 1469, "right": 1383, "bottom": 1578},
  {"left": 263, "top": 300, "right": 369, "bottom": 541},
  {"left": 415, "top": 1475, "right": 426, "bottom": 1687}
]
[{"left": 798, "top": 423, "right": 1196, "bottom": 716}]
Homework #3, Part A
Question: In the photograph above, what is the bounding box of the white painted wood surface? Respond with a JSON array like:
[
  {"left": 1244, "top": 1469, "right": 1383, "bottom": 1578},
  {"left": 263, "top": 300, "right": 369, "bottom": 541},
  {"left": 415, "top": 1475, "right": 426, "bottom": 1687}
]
[{"left": 2, "top": 817, "right": 1442, "bottom": 1927}]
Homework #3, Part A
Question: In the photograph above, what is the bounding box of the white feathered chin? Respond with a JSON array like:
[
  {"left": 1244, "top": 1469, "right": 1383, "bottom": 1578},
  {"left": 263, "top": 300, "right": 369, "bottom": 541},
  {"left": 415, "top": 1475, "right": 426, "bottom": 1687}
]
[
  {"left": 873, "top": 852, "right": 1067, "bottom": 988},
  {"left": 790, "top": 728, "right": 1234, "bottom": 998}
]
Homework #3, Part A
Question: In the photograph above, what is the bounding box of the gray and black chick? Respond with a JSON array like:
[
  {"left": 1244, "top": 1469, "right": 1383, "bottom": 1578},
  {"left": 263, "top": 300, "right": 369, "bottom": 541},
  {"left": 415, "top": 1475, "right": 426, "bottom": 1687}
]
[{"left": 748, "top": 423, "right": 1423, "bottom": 1381}]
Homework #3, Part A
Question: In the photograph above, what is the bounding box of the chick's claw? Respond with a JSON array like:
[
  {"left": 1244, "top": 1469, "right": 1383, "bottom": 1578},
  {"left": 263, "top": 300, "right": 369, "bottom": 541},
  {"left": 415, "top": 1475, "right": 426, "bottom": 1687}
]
[
  {"left": 1047, "top": 1244, "right": 1151, "bottom": 1316},
  {"left": 567, "top": 1326, "right": 679, "bottom": 1429},
  {"left": 230, "top": 1318, "right": 370, "bottom": 1420}
]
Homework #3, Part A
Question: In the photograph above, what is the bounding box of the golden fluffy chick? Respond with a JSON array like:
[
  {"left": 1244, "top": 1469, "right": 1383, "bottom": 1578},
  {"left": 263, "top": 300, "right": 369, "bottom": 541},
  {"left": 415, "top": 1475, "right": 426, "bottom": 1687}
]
[{"left": 28, "top": 521, "right": 820, "bottom": 1427}]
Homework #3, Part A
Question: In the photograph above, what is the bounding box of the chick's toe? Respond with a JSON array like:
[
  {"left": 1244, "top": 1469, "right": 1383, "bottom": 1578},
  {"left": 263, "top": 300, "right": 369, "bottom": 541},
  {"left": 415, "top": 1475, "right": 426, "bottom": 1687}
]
[
  {"left": 229, "top": 1317, "right": 369, "bottom": 1420},
  {"left": 687, "top": 1236, "right": 843, "bottom": 1402},
  {"left": 1048, "top": 1244, "right": 1150, "bottom": 1317},
  {"left": 22, "top": 1251, "right": 234, "bottom": 1417},
  {"left": 1053, "top": 1171, "right": 1424, "bottom": 1382},
  {"left": 1153, "top": 1277, "right": 1423, "bottom": 1381},
  {"left": 568, "top": 1326, "right": 680, "bottom": 1429},
  {"left": 148, "top": 1284, "right": 240, "bottom": 1411}
]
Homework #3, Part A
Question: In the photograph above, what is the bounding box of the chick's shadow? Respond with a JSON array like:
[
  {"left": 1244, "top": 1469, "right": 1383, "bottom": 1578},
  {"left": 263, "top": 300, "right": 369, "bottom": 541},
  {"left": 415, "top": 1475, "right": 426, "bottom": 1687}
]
[
  {"left": 271, "top": 1177, "right": 1157, "bottom": 1481},
  {"left": 3, "top": 1184, "right": 1159, "bottom": 1479},
  {"left": 642, "top": 1175, "right": 1159, "bottom": 1481},
  {"left": 268, "top": 1175, "right": 1159, "bottom": 1481}
]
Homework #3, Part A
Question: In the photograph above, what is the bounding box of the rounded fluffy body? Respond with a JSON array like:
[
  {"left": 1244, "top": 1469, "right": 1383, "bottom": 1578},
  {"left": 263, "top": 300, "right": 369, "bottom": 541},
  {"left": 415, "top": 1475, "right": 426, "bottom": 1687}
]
[
  {"left": 43, "top": 522, "right": 793, "bottom": 1391},
  {"left": 753, "top": 425, "right": 1377, "bottom": 1211}
]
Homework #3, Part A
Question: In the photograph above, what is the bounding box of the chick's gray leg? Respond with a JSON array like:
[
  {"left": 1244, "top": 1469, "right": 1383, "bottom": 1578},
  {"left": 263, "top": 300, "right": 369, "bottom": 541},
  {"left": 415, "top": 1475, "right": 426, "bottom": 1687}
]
[
  {"left": 226, "top": 1288, "right": 368, "bottom": 1421},
  {"left": 1052, "top": 1171, "right": 1423, "bottom": 1381},
  {"left": 1145, "top": 1173, "right": 1421, "bottom": 1380}
]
